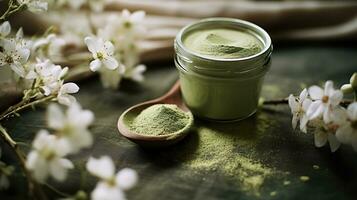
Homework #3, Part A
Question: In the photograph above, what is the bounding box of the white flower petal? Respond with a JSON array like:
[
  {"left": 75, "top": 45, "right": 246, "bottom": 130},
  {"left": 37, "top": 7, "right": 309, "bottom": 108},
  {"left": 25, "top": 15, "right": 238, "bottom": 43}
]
[
  {"left": 91, "top": 182, "right": 125, "bottom": 200},
  {"left": 314, "top": 131, "right": 327, "bottom": 148},
  {"left": 86, "top": 156, "right": 115, "bottom": 180},
  {"left": 47, "top": 104, "right": 65, "bottom": 129},
  {"left": 129, "top": 65, "right": 146, "bottom": 82},
  {"left": 10, "top": 63, "right": 26, "bottom": 77},
  {"left": 84, "top": 37, "right": 99, "bottom": 53},
  {"left": 32, "top": 129, "right": 51, "bottom": 150},
  {"left": 58, "top": 94, "right": 76, "bottom": 106},
  {"left": 60, "top": 67, "right": 69, "bottom": 79},
  {"left": 16, "top": 28, "right": 23, "bottom": 40},
  {"left": 72, "top": 129, "right": 93, "bottom": 150},
  {"left": 288, "top": 94, "right": 298, "bottom": 113},
  {"left": 329, "top": 90, "right": 343, "bottom": 106},
  {"left": 299, "top": 115, "right": 309, "bottom": 133},
  {"left": 41, "top": 86, "right": 51, "bottom": 96},
  {"left": 347, "top": 102, "right": 357, "bottom": 120},
  {"left": 299, "top": 88, "right": 308, "bottom": 101},
  {"left": 26, "top": 151, "right": 48, "bottom": 183},
  {"left": 49, "top": 158, "right": 73, "bottom": 182},
  {"left": 104, "top": 41, "right": 115, "bottom": 55},
  {"left": 0, "top": 21, "right": 11, "bottom": 37},
  {"left": 122, "top": 9, "right": 130, "bottom": 18},
  {"left": 90, "top": 59, "right": 102, "bottom": 72},
  {"left": 131, "top": 11, "right": 145, "bottom": 23},
  {"left": 60, "top": 83, "right": 79, "bottom": 94},
  {"left": 291, "top": 114, "right": 298, "bottom": 130},
  {"left": 17, "top": 47, "right": 30, "bottom": 64},
  {"left": 116, "top": 168, "right": 138, "bottom": 191},
  {"left": 323, "top": 108, "right": 332, "bottom": 124},
  {"left": 331, "top": 107, "right": 347, "bottom": 125},
  {"left": 336, "top": 125, "right": 353, "bottom": 144},
  {"left": 302, "top": 99, "right": 312, "bottom": 111},
  {"left": 328, "top": 133, "right": 341, "bottom": 152},
  {"left": 308, "top": 86, "right": 324, "bottom": 100},
  {"left": 324, "top": 81, "right": 334, "bottom": 96},
  {"left": 103, "top": 57, "right": 119, "bottom": 70},
  {"left": 307, "top": 101, "right": 324, "bottom": 120}
]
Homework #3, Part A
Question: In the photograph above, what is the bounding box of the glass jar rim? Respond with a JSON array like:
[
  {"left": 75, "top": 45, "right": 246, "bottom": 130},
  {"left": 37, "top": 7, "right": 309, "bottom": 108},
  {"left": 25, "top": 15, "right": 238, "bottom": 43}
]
[{"left": 175, "top": 18, "right": 273, "bottom": 73}]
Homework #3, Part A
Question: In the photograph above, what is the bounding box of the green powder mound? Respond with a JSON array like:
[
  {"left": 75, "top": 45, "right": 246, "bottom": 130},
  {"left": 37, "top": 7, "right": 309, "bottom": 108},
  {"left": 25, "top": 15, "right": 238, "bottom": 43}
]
[
  {"left": 130, "top": 104, "right": 190, "bottom": 136},
  {"left": 183, "top": 28, "right": 263, "bottom": 59}
]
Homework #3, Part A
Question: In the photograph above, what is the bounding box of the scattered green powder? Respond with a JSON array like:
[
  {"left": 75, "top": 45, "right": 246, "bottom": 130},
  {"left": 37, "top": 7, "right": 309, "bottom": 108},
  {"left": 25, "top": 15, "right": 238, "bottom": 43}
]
[
  {"left": 130, "top": 104, "right": 191, "bottom": 136},
  {"left": 300, "top": 176, "right": 310, "bottom": 182},
  {"left": 151, "top": 113, "right": 282, "bottom": 197},
  {"left": 313, "top": 165, "right": 320, "bottom": 170},
  {"left": 176, "top": 113, "right": 280, "bottom": 196}
]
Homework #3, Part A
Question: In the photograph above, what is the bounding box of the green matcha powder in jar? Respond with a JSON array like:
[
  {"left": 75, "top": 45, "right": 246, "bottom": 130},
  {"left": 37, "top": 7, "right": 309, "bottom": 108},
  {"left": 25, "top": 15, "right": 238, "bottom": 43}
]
[{"left": 174, "top": 18, "right": 273, "bottom": 121}]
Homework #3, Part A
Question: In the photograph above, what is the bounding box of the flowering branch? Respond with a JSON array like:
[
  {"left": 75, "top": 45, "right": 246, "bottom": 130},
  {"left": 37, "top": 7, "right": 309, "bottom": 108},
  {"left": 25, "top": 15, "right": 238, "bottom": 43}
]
[
  {"left": 0, "top": 0, "right": 26, "bottom": 22},
  {"left": 0, "top": 95, "right": 56, "bottom": 122}
]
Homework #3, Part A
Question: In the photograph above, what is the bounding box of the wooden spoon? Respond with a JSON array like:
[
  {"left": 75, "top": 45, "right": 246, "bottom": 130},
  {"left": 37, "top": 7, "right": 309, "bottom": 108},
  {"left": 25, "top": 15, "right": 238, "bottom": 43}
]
[{"left": 117, "top": 81, "right": 194, "bottom": 148}]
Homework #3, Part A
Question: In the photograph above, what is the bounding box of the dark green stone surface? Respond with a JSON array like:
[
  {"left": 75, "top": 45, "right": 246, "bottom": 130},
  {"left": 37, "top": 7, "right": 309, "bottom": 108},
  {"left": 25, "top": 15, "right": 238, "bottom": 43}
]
[{"left": 1, "top": 44, "right": 357, "bottom": 200}]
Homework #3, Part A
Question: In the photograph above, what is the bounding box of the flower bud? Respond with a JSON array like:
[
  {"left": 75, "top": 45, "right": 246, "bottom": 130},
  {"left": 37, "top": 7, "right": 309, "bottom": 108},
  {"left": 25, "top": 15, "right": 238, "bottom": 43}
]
[
  {"left": 75, "top": 190, "right": 87, "bottom": 200},
  {"left": 350, "top": 72, "right": 357, "bottom": 88},
  {"left": 341, "top": 84, "right": 353, "bottom": 94}
]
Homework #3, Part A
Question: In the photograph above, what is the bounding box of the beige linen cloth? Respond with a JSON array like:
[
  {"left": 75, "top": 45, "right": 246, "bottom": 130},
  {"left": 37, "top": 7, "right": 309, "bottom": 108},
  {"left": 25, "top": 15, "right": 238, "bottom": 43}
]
[{"left": 20, "top": 0, "right": 357, "bottom": 62}]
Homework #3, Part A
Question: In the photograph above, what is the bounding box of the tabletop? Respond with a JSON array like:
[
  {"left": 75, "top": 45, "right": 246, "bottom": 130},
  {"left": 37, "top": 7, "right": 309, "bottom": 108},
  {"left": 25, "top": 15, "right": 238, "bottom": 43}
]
[{"left": 1, "top": 43, "right": 357, "bottom": 200}]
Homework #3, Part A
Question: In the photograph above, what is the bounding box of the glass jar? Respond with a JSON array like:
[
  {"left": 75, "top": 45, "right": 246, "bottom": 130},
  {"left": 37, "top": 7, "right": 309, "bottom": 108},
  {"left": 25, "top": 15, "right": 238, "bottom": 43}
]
[{"left": 174, "top": 18, "right": 273, "bottom": 121}]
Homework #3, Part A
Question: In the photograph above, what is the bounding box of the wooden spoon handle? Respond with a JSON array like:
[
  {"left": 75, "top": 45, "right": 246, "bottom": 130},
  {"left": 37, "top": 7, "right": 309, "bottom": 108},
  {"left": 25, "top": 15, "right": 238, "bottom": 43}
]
[{"left": 161, "top": 80, "right": 180, "bottom": 100}]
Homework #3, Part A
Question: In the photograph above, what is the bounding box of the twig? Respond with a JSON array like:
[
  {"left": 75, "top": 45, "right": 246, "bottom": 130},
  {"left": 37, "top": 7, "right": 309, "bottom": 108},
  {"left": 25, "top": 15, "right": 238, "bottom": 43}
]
[
  {"left": 0, "top": 125, "right": 46, "bottom": 199},
  {"left": 0, "top": 1, "right": 25, "bottom": 22},
  {"left": 263, "top": 98, "right": 354, "bottom": 107},
  {"left": 0, "top": 95, "right": 55, "bottom": 122},
  {"left": 263, "top": 98, "right": 288, "bottom": 105},
  {"left": 44, "top": 183, "right": 71, "bottom": 198}
]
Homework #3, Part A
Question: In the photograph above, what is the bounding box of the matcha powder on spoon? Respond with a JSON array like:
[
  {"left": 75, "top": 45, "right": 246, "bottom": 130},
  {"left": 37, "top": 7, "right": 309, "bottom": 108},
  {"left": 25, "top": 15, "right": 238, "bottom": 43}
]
[{"left": 130, "top": 104, "right": 191, "bottom": 136}]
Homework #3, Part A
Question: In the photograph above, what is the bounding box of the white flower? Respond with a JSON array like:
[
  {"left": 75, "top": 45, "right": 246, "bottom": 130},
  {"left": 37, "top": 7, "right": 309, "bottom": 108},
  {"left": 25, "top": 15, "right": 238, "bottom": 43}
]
[
  {"left": 26, "top": 130, "right": 73, "bottom": 182},
  {"left": 15, "top": 28, "right": 33, "bottom": 50},
  {"left": 86, "top": 156, "right": 138, "bottom": 200},
  {"left": 88, "top": 0, "right": 107, "bottom": 12},
  {"left": 47, "top": 103, "right": 94, "bottom": 153},
  {"left": 311, "top": 107, "right": 347, "bottom": 152},
  {"left": 119, "top": 9, "right": 146, "bottom": 37},
  {"left": 288, "top": 89, "right": 312, "bottom": 133},
  {"left": 37, "top": 62, "right": 66, "bottom": 94},
  {"left": 18, "top": 0, "right": 48, "bottom": 12},
  {"left": 0, "top": 21, "right": 11, "bottom": 38},
  {"left": 57, "top": 83, "right": 79, "bottom": 106},
  {"left": 34, "top": 59, "right": 79, "bottom": 104},
  {"left": 91, "top": 182, "right": 126, "bottom": 200},
  {"left": 307, "top": 81, "right": 343, "bottom": 123},
  {"left": 32, "top": 34, "right": 66, "bottom": 58},
  {"left": 124, "top": 64, "right": 146, "bottom": 82},
  {"left": 84, "top": 36, "right": 120, "bottom": 72},
  {"left": 0, "top": 39, "right": 30, "bottom": 77},
  {"left": 336, "top": 103, "right": 357, "bottom": 151}
]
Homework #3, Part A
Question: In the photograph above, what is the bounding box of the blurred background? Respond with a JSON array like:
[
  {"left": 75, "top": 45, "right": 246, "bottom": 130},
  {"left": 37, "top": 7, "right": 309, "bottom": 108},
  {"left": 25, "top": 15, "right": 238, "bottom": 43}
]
[{"left": 2, "top": 0, "right": 357, "bottom": 64}]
